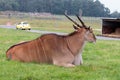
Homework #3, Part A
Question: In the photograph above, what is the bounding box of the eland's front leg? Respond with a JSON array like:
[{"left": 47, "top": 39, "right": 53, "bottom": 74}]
[
  {"left": 79, "top": 54, "right": 83, "bottom": 65},
  {"left": 74, "top": 53, "right": 83, "bottom": 65}
]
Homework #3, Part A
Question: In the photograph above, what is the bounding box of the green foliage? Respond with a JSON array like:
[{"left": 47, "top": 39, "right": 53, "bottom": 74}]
[
  {"left": 110, "top": 11, "right": 120, "bottom": 18},
  {"left": 0, "top": 0, "right": 19, "bottom": 11},
  {"left": 0, "top": 0, "right": 111, "bottom": 17},
  {"left": 0, "top": 27, "right": 120, "bottom": 80}
]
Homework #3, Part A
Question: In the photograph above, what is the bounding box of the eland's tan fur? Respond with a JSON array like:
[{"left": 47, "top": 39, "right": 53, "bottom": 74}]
[{"left": 6, "top": 14, "right": 96, "bottom": 67}]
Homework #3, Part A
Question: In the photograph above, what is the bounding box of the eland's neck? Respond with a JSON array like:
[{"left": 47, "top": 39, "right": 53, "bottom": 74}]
[{"left": 65, "top": 31, "right": 86, "bottom": 56}]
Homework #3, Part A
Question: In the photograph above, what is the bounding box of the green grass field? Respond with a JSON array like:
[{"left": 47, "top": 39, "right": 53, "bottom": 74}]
[
  {"left": 0, "top": 15, "right": 101, "bottom": 34},
  {"left": 0, "top": 23, "right": 120, "bottom": 80},
  {"left": 0, "top": 15, "right": 119, "bottom": 80}
]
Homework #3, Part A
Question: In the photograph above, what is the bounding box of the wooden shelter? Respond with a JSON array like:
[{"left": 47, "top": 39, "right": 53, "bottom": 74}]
[{"left": 102, "top": 18, "right": 120, "bottom": 38}]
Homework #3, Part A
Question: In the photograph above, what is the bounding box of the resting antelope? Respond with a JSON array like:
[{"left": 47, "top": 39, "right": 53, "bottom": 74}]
[{"left": 6, "top": 14, "right": 96, "bottom": 67}]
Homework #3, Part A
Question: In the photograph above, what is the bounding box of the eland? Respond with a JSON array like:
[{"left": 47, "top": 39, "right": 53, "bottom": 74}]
[{"left": 6, "top": 14, "right": 96, "bottom": 67}]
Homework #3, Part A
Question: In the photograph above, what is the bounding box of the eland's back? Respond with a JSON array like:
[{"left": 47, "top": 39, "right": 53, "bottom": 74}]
[{"left": 6, "top": 34, "right": 69, "bottom": 63}]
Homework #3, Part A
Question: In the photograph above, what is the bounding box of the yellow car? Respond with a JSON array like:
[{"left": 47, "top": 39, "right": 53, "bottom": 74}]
[{"left": 16, "top": 22, "right": 31, "bottom": 30}]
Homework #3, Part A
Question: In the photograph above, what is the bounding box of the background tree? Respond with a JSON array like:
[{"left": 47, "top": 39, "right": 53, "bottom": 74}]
[
  {"left": 111, "top": 11, "right": 120, "bottom": 18},
  {"left": 0, "top": 0, "right": 119, "bottom": 17},
  {"left": 0, "top": 0, "right": 19, "bottom": 11}
]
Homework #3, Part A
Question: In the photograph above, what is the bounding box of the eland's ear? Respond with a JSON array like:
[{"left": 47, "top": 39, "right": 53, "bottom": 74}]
[
  {"left": 86, "top": 26, "right": 91, "bottom": 30},
  {"left": 73, "top": 25, "right": 79, "bottom": 30},
  {"left": 88, "top": 26, "right": 90, "bottom": 29}
]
